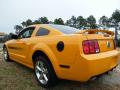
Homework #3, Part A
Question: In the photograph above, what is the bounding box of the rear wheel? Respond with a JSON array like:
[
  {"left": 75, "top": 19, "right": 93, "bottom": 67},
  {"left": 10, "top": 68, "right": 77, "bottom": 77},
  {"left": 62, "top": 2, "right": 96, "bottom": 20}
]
[
  {"left": 34, "top": 56, "right": 58, "bottom": 88},
  {"left": 3, "top": 46, "right": 11, "bottom": 62}
]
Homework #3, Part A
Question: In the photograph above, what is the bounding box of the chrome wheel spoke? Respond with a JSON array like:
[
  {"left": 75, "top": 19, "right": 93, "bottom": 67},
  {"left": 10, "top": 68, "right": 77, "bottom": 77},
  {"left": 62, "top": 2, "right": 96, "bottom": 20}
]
[
  {"left": 36, "top": 66, "right": 42, "bottom": 72},
  {"left": 39, "top": 62, "right": 44, "bottom": 71},
  {"left": 3, "top": 49, "right": 8, "bottom": 60},
  {"left": 43, "top": 73, "right": 48, "bottom": 81},
  {"left": 39, "top": 74, "right": 44, "bottom": 80},
  {"left": 36, "top": 73, "right": 40, "bottom": 79}
]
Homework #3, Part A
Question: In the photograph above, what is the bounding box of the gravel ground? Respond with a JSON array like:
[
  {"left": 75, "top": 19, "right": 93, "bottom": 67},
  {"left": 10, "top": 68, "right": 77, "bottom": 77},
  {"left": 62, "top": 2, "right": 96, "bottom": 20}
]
[{"left": 0, "top": 48, "right": 120, "bottom": 90}]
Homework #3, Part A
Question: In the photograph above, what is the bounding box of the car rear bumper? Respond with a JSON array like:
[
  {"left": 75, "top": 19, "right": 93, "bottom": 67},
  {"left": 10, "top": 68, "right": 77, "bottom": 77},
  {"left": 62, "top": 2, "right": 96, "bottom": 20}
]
[
  {"left": 83, "top": 50, "right": 118, "bottom": 73},
  {"left": 66, "top": 50, "right": 120, "bottom": 82}
]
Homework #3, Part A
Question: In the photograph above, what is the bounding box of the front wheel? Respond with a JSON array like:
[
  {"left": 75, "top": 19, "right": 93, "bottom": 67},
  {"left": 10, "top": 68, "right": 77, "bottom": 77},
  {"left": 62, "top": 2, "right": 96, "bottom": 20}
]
[
  {"left": 3, "top": 46, "right": 11, "bottom": 62},
  {"left": 34, "top": 56, "right": 58, "bottom": 88}
]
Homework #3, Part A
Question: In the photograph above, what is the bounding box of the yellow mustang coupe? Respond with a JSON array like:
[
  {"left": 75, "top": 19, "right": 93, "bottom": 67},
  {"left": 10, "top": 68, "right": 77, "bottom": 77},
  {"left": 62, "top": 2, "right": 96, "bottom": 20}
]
[{"left": 3, "top": 24, "right": 120, "bottom": 88}]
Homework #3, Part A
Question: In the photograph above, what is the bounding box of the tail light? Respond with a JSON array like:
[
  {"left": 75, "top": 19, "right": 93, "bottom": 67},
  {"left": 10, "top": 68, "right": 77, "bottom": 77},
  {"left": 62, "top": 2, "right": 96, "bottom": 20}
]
[{"left": 83, "top": 40, "right": 100, "bottom": 54}]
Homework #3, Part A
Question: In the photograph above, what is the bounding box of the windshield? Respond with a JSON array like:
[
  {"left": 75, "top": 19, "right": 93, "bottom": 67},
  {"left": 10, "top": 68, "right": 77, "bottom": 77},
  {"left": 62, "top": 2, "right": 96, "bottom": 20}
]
[{"left": 49, "top": 24, "right": 80, "bottom": 34}]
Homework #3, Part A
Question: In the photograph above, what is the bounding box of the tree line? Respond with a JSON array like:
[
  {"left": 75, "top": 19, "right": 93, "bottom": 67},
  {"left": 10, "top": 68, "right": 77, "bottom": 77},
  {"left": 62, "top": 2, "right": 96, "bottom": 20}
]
[
  {"left": 0, "top": 9, "right": 119, "bottom": 45},
  {"left": 14, "top": 9, "right": 120, "bottom": 46},
  {"left": 15, "top": 9, "right": 120, "bottom": 31},
  {"left": 6, "top": 10, "right": 115, "bottom": 44}
]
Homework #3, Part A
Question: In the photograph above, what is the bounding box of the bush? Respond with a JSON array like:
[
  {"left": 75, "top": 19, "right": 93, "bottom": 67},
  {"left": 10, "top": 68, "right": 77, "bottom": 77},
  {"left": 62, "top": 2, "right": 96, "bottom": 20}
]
[{"left": 118, "top": 39, "right": 120, "bottom": 47}]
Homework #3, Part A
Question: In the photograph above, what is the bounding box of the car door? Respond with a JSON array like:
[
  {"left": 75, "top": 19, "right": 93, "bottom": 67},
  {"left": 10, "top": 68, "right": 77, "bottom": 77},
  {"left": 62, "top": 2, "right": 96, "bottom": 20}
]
[{"left": 10, "top": 27, "right": 35, "bottom": 64}]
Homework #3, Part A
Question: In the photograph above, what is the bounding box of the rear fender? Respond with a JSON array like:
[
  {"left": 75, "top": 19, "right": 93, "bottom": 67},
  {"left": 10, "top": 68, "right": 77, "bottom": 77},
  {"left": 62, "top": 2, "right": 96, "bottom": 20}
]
[{"left": 31, "top": 43, "right": 61, "bottom": 77}]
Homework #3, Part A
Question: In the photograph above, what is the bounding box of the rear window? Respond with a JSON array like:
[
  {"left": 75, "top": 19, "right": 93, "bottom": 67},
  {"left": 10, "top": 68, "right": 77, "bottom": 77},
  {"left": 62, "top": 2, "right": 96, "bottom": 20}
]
[
  {"left": 36, "top": 28, "right": 49, "bottom": 36},
  {"left": 49, "top": 24, "right": 80, "bottom": 34}
]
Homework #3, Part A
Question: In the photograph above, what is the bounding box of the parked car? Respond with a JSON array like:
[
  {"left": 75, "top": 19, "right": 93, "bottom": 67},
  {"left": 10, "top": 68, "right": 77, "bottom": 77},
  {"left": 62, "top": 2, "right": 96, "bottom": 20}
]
[{"left": 3, "top": 24, "right": 120, "bottom": 88}]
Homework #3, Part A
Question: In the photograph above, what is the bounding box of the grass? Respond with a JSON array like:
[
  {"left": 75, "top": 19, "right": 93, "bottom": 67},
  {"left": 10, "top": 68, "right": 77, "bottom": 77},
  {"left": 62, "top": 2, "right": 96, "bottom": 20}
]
[
  {"left": 0, "top": 59, "right": 45, "bottom": 90},
  {"left": 0, "top": 48, "right": 120, "bottom": 90},
  {"left": 0, "top": 48, "right": 2, "bottom": 53}
]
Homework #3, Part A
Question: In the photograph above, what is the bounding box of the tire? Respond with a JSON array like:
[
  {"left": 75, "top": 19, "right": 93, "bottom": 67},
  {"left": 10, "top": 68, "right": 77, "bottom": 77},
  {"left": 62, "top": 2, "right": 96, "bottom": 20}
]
[
  {"left": 34, "top": 56, "right": 58, "bottom": 88},
  {"left": 3, "top": 46, "right": 11, "bottom": 62}
]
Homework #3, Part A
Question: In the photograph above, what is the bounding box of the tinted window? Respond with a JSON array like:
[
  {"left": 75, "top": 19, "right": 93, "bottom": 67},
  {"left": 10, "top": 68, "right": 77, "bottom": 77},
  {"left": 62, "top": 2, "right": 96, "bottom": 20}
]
[
  {"left": 49, "top": 24, "right": 80, "bottom": 34},
  {"left": 18, "top": 27, "right": 35, "bottom": 39},
  {"left": 36, "top": 28, "right": 49, "bottom": 36}
]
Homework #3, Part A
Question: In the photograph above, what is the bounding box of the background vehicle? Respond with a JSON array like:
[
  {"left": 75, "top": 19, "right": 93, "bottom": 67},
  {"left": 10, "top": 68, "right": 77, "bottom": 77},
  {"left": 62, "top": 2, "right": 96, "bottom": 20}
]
[{"left": 3, "top": 24, "right": 120, "bottom": 88}]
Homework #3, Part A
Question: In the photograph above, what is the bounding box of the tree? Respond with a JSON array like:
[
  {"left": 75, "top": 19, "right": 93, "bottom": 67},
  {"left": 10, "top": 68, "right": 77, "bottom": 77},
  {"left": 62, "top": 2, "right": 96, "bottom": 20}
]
[
  {"left": 99, "top": 16, "right": 110, "bottom": 29},
  {"left": 66, "top": 16, "right": 77, "bottom": 27},
  {"left": 38, "top": 17, "right": 49, "bottom": 24},
  {"left": 66, "top": 19, "right": 71, "bottom": 26},
  {"left": 33, "top": 20, "right": 41, "bottom": 24},
  {"left": 76, "top": 16, "right": 87, "bottom": 29},
  {"left": 110, "top": 9, "right": 120, "bottom": 45},
  {"left": 71, "top": 16, "right": 77, "bottom": 27},
  {"left": 21, "top": 19, "right": 33, "bottom": 27},
  {"left": 21, "top": 21, "right": 27, "bottom": 27},
  {"left": 49, "top": 21, "right": 54, "bottom": 24},
  {"left": 111, "top": 10, "right": 120, "bottom": 24},
  {"left": 87, "top": 15, "right": 97, "bottom": 29},
  {"left": 14, "top": 25, "right": 23, "bottom": 34},
  {"left": 26, "top": 19, "right": 33, "bottom": 25},
  {"left": 54, "top": 18, "right": 64, "bottom": 25}
]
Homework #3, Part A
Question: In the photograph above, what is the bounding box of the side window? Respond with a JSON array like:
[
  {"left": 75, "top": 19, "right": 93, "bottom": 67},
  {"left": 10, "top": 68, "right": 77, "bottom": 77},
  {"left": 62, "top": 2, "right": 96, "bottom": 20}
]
[
  {"left": 36, "top": 28, "right": 49, "bottom": 36},
  {"left": 18, "top": 27, "right": 35, "bottom": 39}
]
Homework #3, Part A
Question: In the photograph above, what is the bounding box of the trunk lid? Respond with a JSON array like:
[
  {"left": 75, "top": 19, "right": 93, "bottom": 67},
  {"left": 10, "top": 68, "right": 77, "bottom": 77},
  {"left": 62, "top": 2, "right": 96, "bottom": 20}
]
[
  {"left": 77, "top": 29, "right": 115, "bottom": 53},
  {"left": 85, "top": 34, "right": 115, "bottom": 52}
]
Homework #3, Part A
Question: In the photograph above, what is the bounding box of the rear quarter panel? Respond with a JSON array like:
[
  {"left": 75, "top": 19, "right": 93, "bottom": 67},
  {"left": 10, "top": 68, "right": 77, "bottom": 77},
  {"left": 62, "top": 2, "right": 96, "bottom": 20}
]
[{"left": 30, "top": 34, "right": 87, "bottom": 78}]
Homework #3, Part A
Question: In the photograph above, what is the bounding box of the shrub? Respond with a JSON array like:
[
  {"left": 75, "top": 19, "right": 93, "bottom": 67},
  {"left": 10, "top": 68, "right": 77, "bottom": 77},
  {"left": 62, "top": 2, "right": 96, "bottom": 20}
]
[{"left": 117, "top": 39, "right": 120, "bottom": 47}]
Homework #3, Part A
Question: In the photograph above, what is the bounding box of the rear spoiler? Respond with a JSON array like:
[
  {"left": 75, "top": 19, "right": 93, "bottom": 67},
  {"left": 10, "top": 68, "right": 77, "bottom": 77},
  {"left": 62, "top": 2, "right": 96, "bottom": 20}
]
[{"left": 76, "top": 29, "right": 114, "bottom": 36}]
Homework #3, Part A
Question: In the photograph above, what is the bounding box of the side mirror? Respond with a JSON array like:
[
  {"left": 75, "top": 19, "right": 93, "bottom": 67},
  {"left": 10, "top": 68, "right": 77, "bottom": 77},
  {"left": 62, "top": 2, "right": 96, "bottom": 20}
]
[{"left": 11, "top": 34, "right": 18, "bottom": 39}]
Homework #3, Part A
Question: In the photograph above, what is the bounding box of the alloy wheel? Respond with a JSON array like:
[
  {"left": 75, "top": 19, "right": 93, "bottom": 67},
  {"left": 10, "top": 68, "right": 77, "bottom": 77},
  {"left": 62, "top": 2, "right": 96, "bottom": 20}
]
[{"left": 35, "top": 60, "right": 49, "bottom": 85}]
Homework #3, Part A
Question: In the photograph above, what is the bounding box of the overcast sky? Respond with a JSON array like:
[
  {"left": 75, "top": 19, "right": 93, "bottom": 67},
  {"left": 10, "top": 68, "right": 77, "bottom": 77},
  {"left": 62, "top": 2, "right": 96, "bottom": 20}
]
[{"left": 0, "top": 0, "right": 120, "bottom": 33}]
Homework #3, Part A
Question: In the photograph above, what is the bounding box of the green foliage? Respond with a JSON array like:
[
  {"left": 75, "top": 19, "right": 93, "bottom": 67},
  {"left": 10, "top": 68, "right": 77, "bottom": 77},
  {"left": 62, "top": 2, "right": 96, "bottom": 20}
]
[
  {"left": 26, "top": 19, "right": 32, "bottom": 25},
  {"left": 76, "top": 16, "right": 87, "bottom": 29},
  {"left": 21, "top": 21, "right": 27, "bottom": 27},
  {"left": 110, "top": 9, "right": 120, "bottom": 45},
  {"left": 99, "top": 16, "right": 110, "bottom": 29},
  {"left": 32, "top": 17, "right": 49, "bottom": 24},
  {"left": 38, "top": 17, "right": 49, "bottom": 24},
  {"left": 86, "top": 15, "right": 97, "bottom": 29},
  {"left": 111, "top": 9, "right": 120, "bottom": 24},
  {"left": 54, "top": 18, "right": 64, "bottom": 25},
  {"left": 14, "top": 9, "right": 120, "bottom": 35},
  {"left": 117, "top": 39, "right": 120, "bottom": 47},
  {"left": 21, "top": 19, "right": 33, "bottom": 28},
  {"left": 33, "top": 20, "right": 41, "bottom": 24},
  {"left": 14, "top": 25, "right": 23, "bottom": 34},
  {"left": 66, "top": 16, "right": 76, "bottom": 27}
]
